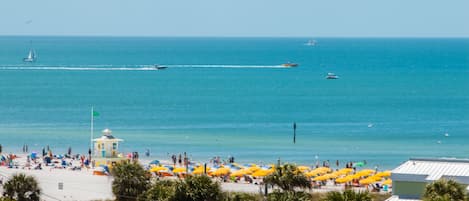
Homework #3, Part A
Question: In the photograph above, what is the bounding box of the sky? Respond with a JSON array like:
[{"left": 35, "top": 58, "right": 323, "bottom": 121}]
[{"left": 1, "top": 0, "right": 468, "bottom": 37}]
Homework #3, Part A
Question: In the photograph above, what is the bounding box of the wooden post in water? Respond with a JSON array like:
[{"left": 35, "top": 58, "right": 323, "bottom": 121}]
[{"left": 293, "top": 122, "right": 297, "bottom": 144}]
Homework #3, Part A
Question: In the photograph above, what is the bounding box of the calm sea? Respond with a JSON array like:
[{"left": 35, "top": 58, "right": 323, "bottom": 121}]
[{"left": 0, "top": 36, "right": 468, "bottom": 169}]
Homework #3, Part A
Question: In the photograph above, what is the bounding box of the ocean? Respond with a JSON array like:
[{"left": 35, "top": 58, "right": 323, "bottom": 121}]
[{"left": 0, "top": 36, "right": 468, "bottom": 169}]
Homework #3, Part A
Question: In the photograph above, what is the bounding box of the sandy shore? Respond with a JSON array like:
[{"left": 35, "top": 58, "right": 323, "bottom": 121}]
[{"left": 0, "top": 154, "right": 380, "bottom": 201}]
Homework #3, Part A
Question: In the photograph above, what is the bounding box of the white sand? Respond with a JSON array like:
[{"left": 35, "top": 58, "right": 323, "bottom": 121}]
[{"left": 0, "top": 167, "right": 114, "bottom": 201}]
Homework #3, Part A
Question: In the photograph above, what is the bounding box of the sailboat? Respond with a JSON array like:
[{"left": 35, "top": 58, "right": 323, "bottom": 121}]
[
  {"left": 305, "top": 39, "right": 317, "bottom": 46},
  {"left": 23, "top": 41, "right": 37, "bottom": 62}
]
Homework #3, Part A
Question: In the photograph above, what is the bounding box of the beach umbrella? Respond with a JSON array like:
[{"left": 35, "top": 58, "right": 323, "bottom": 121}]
[
  {"left": 248, "top": 166, "right": 260, "bottom": 172},
  {"left": 211, "top": 167, "right": 231, "bottom": 176},
  {"left": 375, "top": 171, "right": 392, "bottom": 177},
  {"left": 383, "top": 179, "right": 392, "bottom": 185},
  {"left": 150, "top": 166, "right": 168, "bottom": 172},
  {"left": 297, "top": 166, "right": 310, "bottom": 172},
  {"left": 359, "top": 178, "right": 376, "bottom": 185},
  {"left": 313, "top": 175, "right": 329, "bottom": 181},
  {"left": 335, "top": 176, "right": 354, "bottom": 183},
  {"left": 172, "top": 167, "right": 186, "bottom": 173},
  {"left": 252, "top": 169, "right": 273, "bottom": 177},
  {"left": 355, "top": 169, "right": 375, "bottom": 177},
  {"left": 337, "top": 168, "right": 354, "bottom": 174},
  {"left": 323, "top": 173, "right": 339, "bottom": 179},
  {"left": 149, "top": 160, "right": 160, "bottom": 165},
  {"left": 230, "top": 169, "right": 250, "bottom": 177},
  {"left": 353, "top": 162, "right": 365, "bottom": 167}
]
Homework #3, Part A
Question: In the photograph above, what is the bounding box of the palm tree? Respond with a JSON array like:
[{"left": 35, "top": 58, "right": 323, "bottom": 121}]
[
  {"left": 2, "top": 173, "right": 41, "bottom": 201},
  {"left": 173, "top": 175, "right": 224, "bottom": 201},
  {"left": 322, "top": 190, "right": 371, "bottom": 201},
  {"left": 423, "top": 179, "right": 466, "bottom": 201},
  {"left": 111, "top": 161, "right": 150, "bottom": 201},
  {"left": 263, "top": 164, "right": 311, "bottom": 192}
]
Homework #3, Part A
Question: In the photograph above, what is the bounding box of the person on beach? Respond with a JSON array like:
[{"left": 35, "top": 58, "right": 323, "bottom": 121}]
[
  {"left": 0, "top": 144, "right": 2, "bottom": 153},
  {"left": 178, "top": 154, "right": 182, "bottom": 166},
  {"left": 171, "top": 154, "right": 177, "bottom": 166},
  {"left": 67, "top": 146, "right": 72, "bottom": 156}
]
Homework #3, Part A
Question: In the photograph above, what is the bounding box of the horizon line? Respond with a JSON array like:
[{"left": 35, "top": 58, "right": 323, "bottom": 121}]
[{"left": 1, "top": 34, "right": 468, "bottom": 39}]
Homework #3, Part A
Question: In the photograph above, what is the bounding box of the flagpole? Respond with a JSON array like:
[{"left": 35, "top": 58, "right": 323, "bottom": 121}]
[{"left": 91, "top": 106, "right": 94, "bottom": 156}]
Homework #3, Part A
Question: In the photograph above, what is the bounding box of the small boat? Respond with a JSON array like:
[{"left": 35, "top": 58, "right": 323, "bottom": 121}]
[
  {"left": 305, "top": 40, "right": 316, "bottom": 46},
  {"left": 23, "top": 49, "right": 37, "bottom": 62},
  {"left": 282, "top": 62, "right": 298, "bottom": 67},
  {"left": 326, "top": 73, "right": 339, "bottom": 79},
  {"left": 153, "top": 65, "right": 167, "bottom": 70}
]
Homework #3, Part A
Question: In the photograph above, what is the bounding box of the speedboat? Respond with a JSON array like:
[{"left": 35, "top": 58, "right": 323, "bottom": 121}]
[
  {"left": 326, "top": 73, "right": 339, "bottom": 79},
  {"left": 153, "top": 65, "right": 167, "bottom": 70},
  {"left": 282, "top": 62, "right": 298, "bottom": 67}
]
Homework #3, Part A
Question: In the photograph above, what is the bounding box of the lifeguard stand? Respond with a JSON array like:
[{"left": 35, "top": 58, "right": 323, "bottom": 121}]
[{"left": 92, "top": 128, "right": 125, "bottom": 167}]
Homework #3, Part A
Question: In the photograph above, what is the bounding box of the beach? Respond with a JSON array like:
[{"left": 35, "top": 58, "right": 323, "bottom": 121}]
[{"left": 0, "top": 152, "right": 389, "bottom": 201}]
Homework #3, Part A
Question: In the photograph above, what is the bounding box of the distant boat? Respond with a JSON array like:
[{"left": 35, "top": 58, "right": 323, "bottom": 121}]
[
  {"left": 326, "top": 73, "right": 339, "bottom": 79},
  {"left": 153, "top": 65, "right": 167, "bottom": 70},
  {"left": 23, "top": 48, "right": 37, "bottom": 62},
  {"left": 305, "top": 40, "right": 317, "bottom": 46},
  {"left": 282, "top": 62, "right": 298, "bottom": 67}
]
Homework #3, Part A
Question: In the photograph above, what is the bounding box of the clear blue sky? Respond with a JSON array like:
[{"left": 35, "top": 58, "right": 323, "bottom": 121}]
[{"left": 1, "top": 0, "right": 468, "bottom": 37}]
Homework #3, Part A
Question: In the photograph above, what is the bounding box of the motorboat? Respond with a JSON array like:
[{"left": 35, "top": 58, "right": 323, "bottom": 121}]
[
  {"left": 153, "top": 65, "right": 167, "bottom": 70},
  {"left": 326, "top": 73, "right": 339, "bottom": 79},
  {"left": 305, "top": 40, "right": 316, "bottom": 46},
  {"left": 282, "top": 62, "right": 298, "bottom": 67}
]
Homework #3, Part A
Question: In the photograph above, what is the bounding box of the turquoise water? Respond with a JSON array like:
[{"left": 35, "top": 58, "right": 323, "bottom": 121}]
[{"left": 0, "top": 36, "right": 468, "bottom": 169}]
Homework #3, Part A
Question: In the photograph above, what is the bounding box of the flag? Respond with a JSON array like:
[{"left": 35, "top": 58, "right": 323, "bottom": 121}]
[{"left": 93, "top": 111, "right": 100, "bottom": 117}]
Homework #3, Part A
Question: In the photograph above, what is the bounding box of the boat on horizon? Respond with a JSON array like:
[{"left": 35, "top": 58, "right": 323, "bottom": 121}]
[
  {"left": 305, "top": 39, "right": 317, "bottom": 46},
  {"left": 153, "top": 65, "right": 167, "bottom": 70},
  {"left": 282, "top": 62, "right": 299, "bottom": 67},
  {"left": 326, "top": 73, "right": 339, "bottom": 79},
  {"left": 23, "top": 49, "right": 37, "bottom": 62}
]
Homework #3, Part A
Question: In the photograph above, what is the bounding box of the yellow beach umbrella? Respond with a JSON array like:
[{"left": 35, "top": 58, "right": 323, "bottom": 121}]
[
  {"left": 359, "top": 178, "right": 376, "bottom": 185},
  {"left": 150, "top": 166, "right": 168, "bottom": 172},
  {"left": 383, "top": 179, "right": 392, "bottom": 185},
  {"left": 375, "top": 171, "right": 392, "bottom": 177},
  {"left": 313, "top": 175, "right": 330, "bottom": 181},
  {"left": 172, "top": 167, "right": 187, "bottom": 173},
  {"left": 192, "top": 169, "right": 205, "bottom": 175},
  {"left": 355, "top": 169, "right": 375, "bottom": 177},
  {"left": 248, "top": 166, "right": 260, "bottom": 172},
  {"left": 297, "top": 166, "right": 311, "bottom": 172},
  {"left": 212, "top": 167, "right": 231, "bottom": 176},
  {"left": 338, "top": 168, "right": 354, "bottom": 174},
  {"left": 252, "top": 169, "right": 273, "bottom": 177},
  {"left": 230, "top": 170, "right": 247, "bottom": 177}
]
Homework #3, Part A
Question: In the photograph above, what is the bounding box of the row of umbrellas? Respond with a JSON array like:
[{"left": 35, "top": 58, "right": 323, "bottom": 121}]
[
  {"left": 150, "top": 163, "right": 275, "bottom": 177},
  {"left": 149, "top": 163, "right": 392, "bottom": 186}
]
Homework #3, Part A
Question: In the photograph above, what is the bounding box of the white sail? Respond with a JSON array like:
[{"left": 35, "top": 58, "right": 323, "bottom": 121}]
[{"left": 23, "top": 48, "right": 37, "bottom": 62}]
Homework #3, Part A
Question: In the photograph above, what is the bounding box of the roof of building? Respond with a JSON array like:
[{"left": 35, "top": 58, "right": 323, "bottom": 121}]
[
  {"left": 392, "top": 158, "right": 469, "bottom": 181},
  {"left": 385, "top": 196, "right": 421, "bottom": 201},
  {"left": 92, "top": 128, "right": 123, "bottom": 141}
]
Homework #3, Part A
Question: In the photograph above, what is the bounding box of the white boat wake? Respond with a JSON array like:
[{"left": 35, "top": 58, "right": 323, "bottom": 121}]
[{"left": 0, "top": 64, "right": 286, "bottom": 71}]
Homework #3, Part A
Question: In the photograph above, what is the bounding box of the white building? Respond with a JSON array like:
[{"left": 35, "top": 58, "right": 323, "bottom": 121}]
[{"left": 387, "top": 158, "right": 469, "bottom": 201}]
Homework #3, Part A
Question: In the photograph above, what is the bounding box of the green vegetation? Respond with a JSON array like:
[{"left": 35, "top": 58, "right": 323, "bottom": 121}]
[
  {"left": 173, "top": 175, "right": 224, "bottom": 201},
  {"left": 423, "top": 179, "right": 467, "bottom": 201},
  {"left": 2, "top": 173, "right": 40, "bottom": 201},
  {"left": 111, "top": 161, "right": 151, "bottom": 201},
  {"left": 322, "top": 190, "right": 372, "bottom": 201},
  {"left": 264, "top": 164, "right": 311, "bottom": 192}
]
